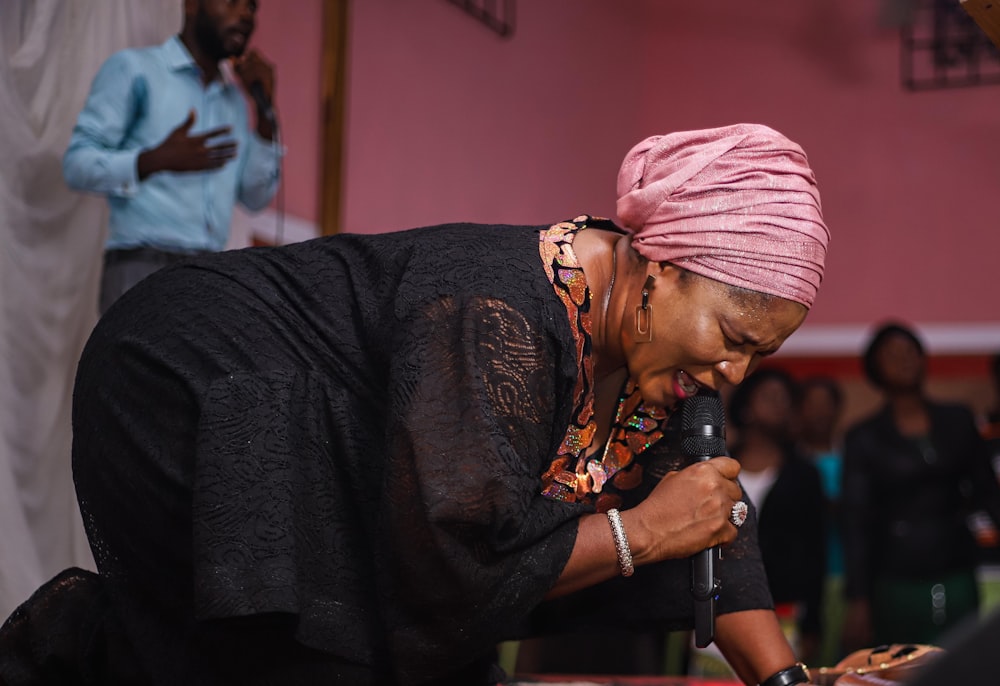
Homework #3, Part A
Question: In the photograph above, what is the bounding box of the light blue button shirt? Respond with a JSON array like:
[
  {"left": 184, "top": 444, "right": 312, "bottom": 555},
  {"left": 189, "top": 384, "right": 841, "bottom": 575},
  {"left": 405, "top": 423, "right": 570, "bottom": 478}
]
[{"left": 63, "top": 36, "right": 281, "bottom": 252}]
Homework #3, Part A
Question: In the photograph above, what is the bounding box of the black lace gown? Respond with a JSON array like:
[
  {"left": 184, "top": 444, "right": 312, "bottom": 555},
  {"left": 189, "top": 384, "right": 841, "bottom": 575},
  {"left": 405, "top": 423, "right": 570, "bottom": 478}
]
[{"left": 0, "top": 221, "right": 771, "bottom": 685}]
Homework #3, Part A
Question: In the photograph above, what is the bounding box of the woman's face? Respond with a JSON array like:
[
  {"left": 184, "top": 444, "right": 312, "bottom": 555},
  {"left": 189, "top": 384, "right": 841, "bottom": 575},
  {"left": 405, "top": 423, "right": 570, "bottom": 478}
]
[
  {"left": 746, "top": 377, "right": 796, "bottom": 432},
  {"left": 874, "top": 332, "right": 925, "bottom": 392},
  {"left": 623, "top": 266, "right": 807, "bottom": 409},
  {"left": 799, "top": 384, "right": 839, "bottom": 442}
]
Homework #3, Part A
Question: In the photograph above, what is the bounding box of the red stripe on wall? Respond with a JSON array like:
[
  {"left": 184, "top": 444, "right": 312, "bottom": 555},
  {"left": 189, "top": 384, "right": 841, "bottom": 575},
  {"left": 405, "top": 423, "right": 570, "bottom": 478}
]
[{"left": 763, "top": 354, "right": 993, "bottom": 379}]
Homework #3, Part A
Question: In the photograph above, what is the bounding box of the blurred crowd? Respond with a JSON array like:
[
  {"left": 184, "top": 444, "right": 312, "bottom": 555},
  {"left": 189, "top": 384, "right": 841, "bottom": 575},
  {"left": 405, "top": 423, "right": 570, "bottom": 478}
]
[
  {"left": 517, "top": 321, "right": 1000, "bottom": 677},
  {"left": 720, "top": 321, "right": 1000, "bottom": 671}
]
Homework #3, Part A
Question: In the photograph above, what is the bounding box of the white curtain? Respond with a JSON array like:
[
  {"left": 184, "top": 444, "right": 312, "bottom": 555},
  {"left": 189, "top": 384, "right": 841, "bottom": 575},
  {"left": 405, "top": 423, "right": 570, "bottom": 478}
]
[{"left": 0, "top": 0, "right": 181, "bottom": 619}]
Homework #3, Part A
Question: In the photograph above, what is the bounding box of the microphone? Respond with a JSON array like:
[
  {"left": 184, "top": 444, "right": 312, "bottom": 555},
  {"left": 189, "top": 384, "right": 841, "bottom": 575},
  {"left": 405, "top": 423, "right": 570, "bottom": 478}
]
[
  {"left": 249, "top": 81, "right": 275, "bottom": 124},
  {"left": 680, "top": 391, "right": 728, "bottom": 648}
]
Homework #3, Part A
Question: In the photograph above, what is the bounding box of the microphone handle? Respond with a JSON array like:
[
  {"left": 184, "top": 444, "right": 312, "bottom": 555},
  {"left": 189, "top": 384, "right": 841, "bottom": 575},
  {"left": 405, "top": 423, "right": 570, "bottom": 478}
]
[
  {"left": 680, "top": 394, "right": 727, "bottom": 649},
  {"left": 692, "top": 454, "right": 720, "bottom": 648},
  {"left": 692, "top": 544, "right": 719, "bottom": 647},
  {"left": 249, "top": 82, "right": 275, "bottom": 124}
]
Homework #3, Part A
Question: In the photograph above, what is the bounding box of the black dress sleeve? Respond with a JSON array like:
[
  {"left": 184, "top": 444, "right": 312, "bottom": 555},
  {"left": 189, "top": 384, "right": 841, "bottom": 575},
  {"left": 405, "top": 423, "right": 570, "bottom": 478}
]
[{"left": 378, "top": 293, "right": 589, "bottom": 684}]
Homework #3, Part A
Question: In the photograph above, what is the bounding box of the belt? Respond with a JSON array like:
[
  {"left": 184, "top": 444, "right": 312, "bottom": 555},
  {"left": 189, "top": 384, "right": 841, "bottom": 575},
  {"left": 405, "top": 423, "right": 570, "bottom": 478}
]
[{"left": 104, "top": 247, "right": 210, "bottom": 266}]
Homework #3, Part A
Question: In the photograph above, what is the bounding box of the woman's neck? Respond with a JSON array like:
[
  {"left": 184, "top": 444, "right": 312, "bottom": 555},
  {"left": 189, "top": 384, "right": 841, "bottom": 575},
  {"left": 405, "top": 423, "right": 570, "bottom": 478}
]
[
  {"left": 887, "top": 391, "right": 929, "bottom": 436},
  {"left": 735, "top": 431, "right": 785, "bottom": 472},
  {"left": 588, "top": 368, "right": 629, "bottom": 457},
  {"left": 573, "top": 229, "right": 631, "bottom": 381}
]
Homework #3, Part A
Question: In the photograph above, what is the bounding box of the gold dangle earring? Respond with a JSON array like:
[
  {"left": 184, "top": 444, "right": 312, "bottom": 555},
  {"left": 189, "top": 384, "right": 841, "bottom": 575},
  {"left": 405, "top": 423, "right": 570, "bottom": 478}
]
[{"left": 633, "top": 275, "right": 655, "bottom": 343}]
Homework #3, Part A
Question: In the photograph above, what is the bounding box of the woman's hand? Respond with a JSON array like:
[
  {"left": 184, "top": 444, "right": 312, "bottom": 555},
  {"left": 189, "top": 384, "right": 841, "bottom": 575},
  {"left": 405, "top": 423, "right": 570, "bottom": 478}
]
[
  {"left": 626, "top": 456, "right": 744, "bottom": 565},
  {"left": 546, "top": 456, "right": 743, "bottom": 599}
]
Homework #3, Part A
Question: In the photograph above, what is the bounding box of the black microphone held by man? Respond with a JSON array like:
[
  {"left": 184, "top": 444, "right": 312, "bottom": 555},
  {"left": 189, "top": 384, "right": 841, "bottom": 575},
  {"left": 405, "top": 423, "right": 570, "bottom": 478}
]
[{"left": 248, "top": 80, "right": 275, "bottom": 124}]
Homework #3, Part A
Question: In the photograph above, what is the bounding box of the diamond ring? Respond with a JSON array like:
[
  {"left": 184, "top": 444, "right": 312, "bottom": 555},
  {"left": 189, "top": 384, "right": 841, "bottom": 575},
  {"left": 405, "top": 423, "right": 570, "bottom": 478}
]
[{"left": 730, "top": 501, "right": 748, "bottom": 528}]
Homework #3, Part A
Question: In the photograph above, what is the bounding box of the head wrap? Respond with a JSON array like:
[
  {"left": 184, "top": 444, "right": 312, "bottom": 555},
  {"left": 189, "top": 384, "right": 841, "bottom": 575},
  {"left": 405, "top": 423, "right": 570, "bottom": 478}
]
[{"left": 616, "top": 123, "right": 830, "bottom": 308}]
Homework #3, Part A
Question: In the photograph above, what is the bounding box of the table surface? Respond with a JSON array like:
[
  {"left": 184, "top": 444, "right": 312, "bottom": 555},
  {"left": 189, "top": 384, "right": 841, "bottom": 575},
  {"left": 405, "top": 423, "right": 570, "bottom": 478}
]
[{"left": 509, "top": 676, "right": 742, "bottom": 686}]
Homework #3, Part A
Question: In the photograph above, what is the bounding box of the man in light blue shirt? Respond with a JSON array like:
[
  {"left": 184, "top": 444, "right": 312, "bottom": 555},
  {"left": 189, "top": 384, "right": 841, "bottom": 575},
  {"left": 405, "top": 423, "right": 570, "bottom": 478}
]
[{"left": 64, "top": 0, "right": 281, "bottom": 314}]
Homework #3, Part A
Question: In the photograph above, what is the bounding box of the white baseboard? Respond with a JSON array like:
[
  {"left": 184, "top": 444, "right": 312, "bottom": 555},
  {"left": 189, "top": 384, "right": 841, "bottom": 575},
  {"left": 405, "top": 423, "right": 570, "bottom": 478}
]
[
  {"left": 228, "top": 207, "right": 319, "bottom": 248},
  {"left": 779, "top": 322, "right": 1000, "bottom": 357},
  {"left": 226, "top": 215, "right": 1000, "bottom": 358}
]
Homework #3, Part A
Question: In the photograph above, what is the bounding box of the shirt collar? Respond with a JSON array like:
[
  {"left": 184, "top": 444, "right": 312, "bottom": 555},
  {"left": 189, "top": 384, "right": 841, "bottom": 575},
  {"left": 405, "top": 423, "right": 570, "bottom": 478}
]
[{"left": 161, "top": 35, "right": 236, "bottom": 90}]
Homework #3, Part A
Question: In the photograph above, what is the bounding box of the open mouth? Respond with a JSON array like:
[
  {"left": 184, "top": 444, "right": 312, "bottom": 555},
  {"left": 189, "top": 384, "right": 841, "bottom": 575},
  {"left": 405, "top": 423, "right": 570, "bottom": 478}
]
[{"left": 674, "top": 369, "right": 701, "bottom": 399}]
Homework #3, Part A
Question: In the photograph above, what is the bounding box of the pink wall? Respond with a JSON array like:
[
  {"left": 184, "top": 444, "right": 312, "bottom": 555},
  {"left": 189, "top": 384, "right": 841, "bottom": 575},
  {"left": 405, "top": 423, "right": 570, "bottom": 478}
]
[
  {"left": 342, "top": 0, "right": 648, "bottom": 231},
  {"left": 258, "top": 0, "right": 1000, "bottom": 337},
  {"left": 640, "top": 1, "right": 1000, "bottom": 327},
  {"left": 252, "top": 0, "right": 323, "bottom": 224}
]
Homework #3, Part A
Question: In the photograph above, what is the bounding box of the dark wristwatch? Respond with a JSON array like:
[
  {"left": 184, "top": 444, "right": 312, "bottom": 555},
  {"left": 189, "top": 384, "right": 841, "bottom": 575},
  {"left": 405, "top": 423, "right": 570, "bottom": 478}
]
[{"left": 760, "top": 662, "right": 810, "bottom": 686}]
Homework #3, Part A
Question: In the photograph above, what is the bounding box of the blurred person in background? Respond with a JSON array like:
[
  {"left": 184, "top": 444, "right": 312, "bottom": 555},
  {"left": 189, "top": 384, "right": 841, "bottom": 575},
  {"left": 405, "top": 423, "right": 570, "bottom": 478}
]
[
  {"left": 970, "top": 353, "right": 1000, "bottom": 567},
  {"left": 62, "top": 0, "right": 281, "bottom": 314},
  {"left": 841, "top": 323, "right": 1000, "bottom": 651},
  {"left": 727, "top": 367, "right": 827, "bottom": 665},
  {"left": 798, "top": 375, "right": 847, "bottom": 664}
]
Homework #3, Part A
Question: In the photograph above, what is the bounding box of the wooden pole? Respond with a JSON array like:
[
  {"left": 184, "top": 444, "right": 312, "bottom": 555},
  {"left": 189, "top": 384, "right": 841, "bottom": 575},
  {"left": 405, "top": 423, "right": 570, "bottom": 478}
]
[
  {"left": 319, "top": 0, "right": 349, "bottom": 235},
  {"left": 961, "top": 0, "right": 1000, "bottom": 49}
]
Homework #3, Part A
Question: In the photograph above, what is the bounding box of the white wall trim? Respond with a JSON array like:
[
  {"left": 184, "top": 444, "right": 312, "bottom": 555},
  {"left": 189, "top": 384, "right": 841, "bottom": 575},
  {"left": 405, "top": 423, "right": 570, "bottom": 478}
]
[
  {"left": 226, "top": 216, "right": 1000, "bottom": 358},
  {"left": 778, "top": 323, "right": 1000, "bottom": 356},
  {"left": 228, "top": 207, "right": 320, "bottom": 248}
]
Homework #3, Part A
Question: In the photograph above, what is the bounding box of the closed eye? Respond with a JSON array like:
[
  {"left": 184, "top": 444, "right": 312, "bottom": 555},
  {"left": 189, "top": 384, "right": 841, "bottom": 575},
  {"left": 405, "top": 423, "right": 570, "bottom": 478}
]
[{"left": 724, "top": 330, "right": 778, "bottom": 359}]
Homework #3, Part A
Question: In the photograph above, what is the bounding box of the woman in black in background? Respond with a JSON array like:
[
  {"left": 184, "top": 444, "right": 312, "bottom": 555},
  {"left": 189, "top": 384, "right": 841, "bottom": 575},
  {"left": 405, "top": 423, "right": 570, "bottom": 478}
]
[
  {"left": 841, "top": 322, "right": 1000, "bottom": 651},
  {"left": 727, "top": 367, "right": 827, "bottom": 665}
]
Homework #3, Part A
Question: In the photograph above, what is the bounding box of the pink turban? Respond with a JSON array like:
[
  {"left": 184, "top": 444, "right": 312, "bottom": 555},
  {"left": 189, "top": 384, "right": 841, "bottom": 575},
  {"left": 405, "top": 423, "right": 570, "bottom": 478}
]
[{"left": 616, "top": 123, "right": 830, "bottom": 308}]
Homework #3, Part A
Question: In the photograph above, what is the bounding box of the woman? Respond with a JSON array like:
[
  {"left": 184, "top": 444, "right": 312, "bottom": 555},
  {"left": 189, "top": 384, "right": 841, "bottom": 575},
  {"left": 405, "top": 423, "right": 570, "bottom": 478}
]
[
  {"left": 727, "top": 368, "right": 827, "bottom": 665},
  {"left": 797, "top": 375, "right": 848, "bottom": 665},
  {"left": 841, "top": 323, "right": 1000, "bottom": 651},
  {"left": 0, "top": 124, "right": 829, "bottom": 685}
]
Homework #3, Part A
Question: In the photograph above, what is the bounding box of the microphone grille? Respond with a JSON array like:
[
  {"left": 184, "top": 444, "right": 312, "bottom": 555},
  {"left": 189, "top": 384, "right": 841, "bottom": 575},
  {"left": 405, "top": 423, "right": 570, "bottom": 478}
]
[{"left": 680, "top": 393, "right": 727, "bottom": 457}]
